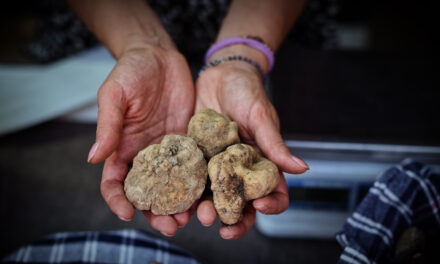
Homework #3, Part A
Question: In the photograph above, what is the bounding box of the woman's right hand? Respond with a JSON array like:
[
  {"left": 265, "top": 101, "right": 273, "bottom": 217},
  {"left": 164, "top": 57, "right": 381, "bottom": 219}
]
[{"left": 87, "top": 42, "right": 196, "bottom": 236}]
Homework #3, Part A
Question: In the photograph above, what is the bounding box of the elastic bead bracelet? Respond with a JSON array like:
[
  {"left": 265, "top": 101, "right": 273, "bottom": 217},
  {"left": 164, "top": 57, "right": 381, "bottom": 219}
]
[
  {"left": 198, "top": 55, "right": 265, "bottom": 80},
  {"left": 204, "top": 36, "right": 274, "bottom": 71}
]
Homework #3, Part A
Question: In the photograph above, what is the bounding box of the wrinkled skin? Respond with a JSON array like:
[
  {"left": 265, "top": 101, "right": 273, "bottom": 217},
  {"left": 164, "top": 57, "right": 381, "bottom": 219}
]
[
  {"left": 188, "top": 109, "right": 240, "bottom": 159},
  {"left": 88, "top": 44, "right": 196, "bottom": 236},
  {"left": 124, "top": 135, "right": 207, "bottom": 215},
  {"left": 89, "top": 44, "right": 308, "bottom": 239},
  {"left": 208, "top": 144, "right": 279, "bottom": 225},
  {"left": 195, "top": 61, "right": 308, "bottom": 239}
]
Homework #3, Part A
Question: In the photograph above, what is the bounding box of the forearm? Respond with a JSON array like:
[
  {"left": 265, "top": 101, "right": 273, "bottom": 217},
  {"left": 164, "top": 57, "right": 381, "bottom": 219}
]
[
  {"left": 67, "top": 0, "right": 175, "bottom": 59},
  {"left": 211, "top": 0, "right": 308, "bottom": 73}
]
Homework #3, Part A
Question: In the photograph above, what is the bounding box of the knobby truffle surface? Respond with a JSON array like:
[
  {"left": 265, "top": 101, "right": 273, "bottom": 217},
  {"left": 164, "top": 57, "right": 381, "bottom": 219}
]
[
  {"left": 187, "top": 109, "right": 240, "bottom": 159},
  {"left": 208, "top": 144, "right": 279, "bottom": 225},
  {"left": 124, "top": 135, "right": 207, "bottom": 215}
]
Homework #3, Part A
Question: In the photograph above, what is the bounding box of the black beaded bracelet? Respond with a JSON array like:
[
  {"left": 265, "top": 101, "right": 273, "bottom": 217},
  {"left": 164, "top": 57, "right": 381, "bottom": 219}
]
[{"left": 198, "top": 55, "right": 265, "bottom": 80}]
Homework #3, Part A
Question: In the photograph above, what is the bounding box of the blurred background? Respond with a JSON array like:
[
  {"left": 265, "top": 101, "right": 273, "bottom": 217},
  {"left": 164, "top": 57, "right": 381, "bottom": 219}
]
[{"left": 1, "top": 0, "right": 439, "bottom": 263}]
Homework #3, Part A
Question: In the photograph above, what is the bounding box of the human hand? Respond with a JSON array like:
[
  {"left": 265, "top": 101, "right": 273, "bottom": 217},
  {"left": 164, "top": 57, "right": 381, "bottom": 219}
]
[
  {"left": 87, "top": 43, "right": 195, "bottom": 236},
  {"left": 195, "top": 56, "right": 309, "bottom": 240}
]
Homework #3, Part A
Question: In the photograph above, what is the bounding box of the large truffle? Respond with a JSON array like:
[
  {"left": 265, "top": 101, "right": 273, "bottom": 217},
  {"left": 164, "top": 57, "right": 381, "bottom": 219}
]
[
  {"left": 187, "top": 109, "right": 240, "bottom": 159},
  {"left": 124, "top": 135, "right": 207, "bottom": 215},
  {"left": 208, "top": 144, "right": 279, "bottom": 225}
]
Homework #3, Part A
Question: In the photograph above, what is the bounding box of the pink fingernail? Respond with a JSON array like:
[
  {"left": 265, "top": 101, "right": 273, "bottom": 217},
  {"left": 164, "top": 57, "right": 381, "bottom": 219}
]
[
  {"left": 87, "top": 142, "right": 99, "bottom": 163},
  {"left": 118, "top": 215, "right": 131, "bottom": 222},
  {"left": 253, "top": 201, "right": 266, "bottom": 211},
  {"left": 160, "top": 231, "right": 174, "bottom": 237},
  {"left": 291, "top": 156, "right": 309, "bottom": 170},
  {"left": 221, "top": 229, "right": 234, "bottom": 240},
  {"left": 201, "top": 222, "right": 213, "bottom": 227}
]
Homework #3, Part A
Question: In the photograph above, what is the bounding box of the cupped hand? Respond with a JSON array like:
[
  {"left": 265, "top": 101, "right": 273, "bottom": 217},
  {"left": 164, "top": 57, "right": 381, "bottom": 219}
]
[
  {"left": 195, "top": 61, "right": 309, "bottom": 239},
  {"left": 87, "top": 44, "right": 195, "bottom": 236}
]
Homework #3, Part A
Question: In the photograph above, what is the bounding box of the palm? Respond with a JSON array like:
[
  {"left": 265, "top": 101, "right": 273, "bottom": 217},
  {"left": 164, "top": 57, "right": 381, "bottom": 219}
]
[
  {"left": 194, "top": 63, "right": 305, "bottom": 240},
  {"left": 111, "top": 49, "right": 194, "bottom": 164},
  {"left": 94, "top": 47, "right": 195, "bottom": 225},
  {"left": 195, "top": 65, "right": 279, "bottom": 148}
]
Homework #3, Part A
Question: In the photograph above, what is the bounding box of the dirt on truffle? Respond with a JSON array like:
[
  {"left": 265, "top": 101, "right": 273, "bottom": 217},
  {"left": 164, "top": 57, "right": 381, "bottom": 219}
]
[
  {"left": 208, "top": 144, "right": 279, "bottom": 225},
  {"left": 187, "top": 109, "right": 240, "bottom": 159},
  {"left": 124, "top": 135, "right": 207, "bottom": 215}
]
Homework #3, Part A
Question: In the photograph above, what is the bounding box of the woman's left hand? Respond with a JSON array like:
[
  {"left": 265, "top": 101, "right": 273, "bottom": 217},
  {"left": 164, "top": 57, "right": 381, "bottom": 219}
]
[{"left": 194, "top": 59, "right": 309, "bottom": 240}]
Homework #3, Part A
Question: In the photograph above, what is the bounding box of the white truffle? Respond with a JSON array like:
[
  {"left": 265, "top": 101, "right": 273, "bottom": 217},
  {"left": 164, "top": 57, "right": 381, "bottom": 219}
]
[{"left": 124, "top": 135, "right": 207, "bottom": 215}]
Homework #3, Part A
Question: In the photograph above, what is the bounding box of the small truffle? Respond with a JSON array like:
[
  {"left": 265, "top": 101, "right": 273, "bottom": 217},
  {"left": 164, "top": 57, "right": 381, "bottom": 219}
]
[
  {"left": 124, "top": 135, "right": 207, "bottom": 215},
  {"left": 208, "top": 144, "right": 279, "bottom": 225},
  {"left": 187, "top": 109, "right": 240, "bottom": 159}
]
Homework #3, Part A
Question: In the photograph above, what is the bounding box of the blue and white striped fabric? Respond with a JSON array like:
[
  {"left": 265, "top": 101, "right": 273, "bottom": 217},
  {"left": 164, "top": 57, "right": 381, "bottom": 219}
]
[
  {"left": 336, "top": 159, "right": 440, "bottom": 264},
  {"left": 2, "top": 229, "right": 202, "bottom": 264}
]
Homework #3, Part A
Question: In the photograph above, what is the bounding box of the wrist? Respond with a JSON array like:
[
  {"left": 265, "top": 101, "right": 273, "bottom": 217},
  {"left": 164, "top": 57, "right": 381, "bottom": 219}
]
[
  {"left": 113, "top": 31, "right": 176, "bottom": 60},
  {"left": 207, "top": 44, "right": 269, "bottom": 75},
  {"left": 68, "top": 0, "right": 176, "bottom": 60}
]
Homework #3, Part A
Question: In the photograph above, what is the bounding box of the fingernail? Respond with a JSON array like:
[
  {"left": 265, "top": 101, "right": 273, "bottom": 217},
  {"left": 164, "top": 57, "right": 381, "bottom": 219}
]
[
  {"left": 221, "top": 229, "right": 234, "bottom": 239},
  {"left": 87, "top": 142, "right": 99, "bottom": 163},
  {"left": 253, "top": 201, "right": 267, "bottom": 211},
  {"left": 201, "top": 222, "right": 212, "bottom": 227},
  {"left": 118, "top": 215, "right": 131, "bottom": 222},
  {"left": 160, "top": 231, "right": 174, "bottom": 237},
  {"left": 291, "top": 156, "right": 309, "bottom": 170}
]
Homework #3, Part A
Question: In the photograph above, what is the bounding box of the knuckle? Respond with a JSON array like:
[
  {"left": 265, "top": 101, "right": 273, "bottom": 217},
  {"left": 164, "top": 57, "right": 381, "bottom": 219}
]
[
  {"left": 251, "top": 102, "right": 269, "bottom": 124},
  {"left": 266, "top": 140, "right": 288, "bottom": 160},
  {"left": 100, "top": 180, "right": 110, "bottom": 201}
]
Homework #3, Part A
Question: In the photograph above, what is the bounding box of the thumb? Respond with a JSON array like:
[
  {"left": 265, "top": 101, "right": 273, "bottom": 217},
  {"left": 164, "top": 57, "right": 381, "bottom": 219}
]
[
  {"left": 88, "top": 81, "right": 126, "bottom": 164},
  {"left": 251, "top": 110, "right": 308, "bottom": 174}
]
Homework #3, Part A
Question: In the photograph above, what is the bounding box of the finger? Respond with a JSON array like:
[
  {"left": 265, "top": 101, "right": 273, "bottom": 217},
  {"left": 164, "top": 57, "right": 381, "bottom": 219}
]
[
  {"left": 197, "top": 196, "right": 217, "bottom": 227},
  {"left": 173, "top": 212, "right": 190, "bottom": 228},
  {"left": 250, "top": 105, "right": 308, "bottom": 174},
  {"left": 101, "top": 155, "right": 135, "bottom": 221},
  {"left": 253, "top": 172, "right": 289, "bottom": 214},
  {"left": 143, "top": 211, "right": 178, "bottom": 237},
  {"left": 219, "top": 204, "right": 256, "bottom": 240},
  {"left": 88, "top": 76, "right": 127, "bottom": 164},
  {"left": 173, "top": 200, "right": 199, "bottom": 228},
  {"left": 253, "top": 192, "right": 289, "bottom": 214}
]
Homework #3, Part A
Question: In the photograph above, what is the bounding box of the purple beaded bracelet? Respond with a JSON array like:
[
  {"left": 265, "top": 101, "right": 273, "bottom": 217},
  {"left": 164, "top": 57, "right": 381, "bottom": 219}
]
[
  {"left": 198, "top": 55, "right": 265, "bottom": 80},
  {"left": 204, "top": 36, "right": 274, "bottom": 71}
]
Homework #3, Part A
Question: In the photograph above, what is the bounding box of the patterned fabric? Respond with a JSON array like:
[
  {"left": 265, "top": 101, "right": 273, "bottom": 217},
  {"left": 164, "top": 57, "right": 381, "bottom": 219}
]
[
  {"left": 147, "top": 0, "right": 229, "bottom": 63},
  {"left": 25, "top": 1, "right": 99, "bottom": 63},
  {"left": 336, "top": 159, "right": 440, "bottom": 264},
  {"left": 25, "top": 0, "right": 339, "bottom": 63},
  {"left": 2, "top": 229, "right": 202, "bottom": 264}
]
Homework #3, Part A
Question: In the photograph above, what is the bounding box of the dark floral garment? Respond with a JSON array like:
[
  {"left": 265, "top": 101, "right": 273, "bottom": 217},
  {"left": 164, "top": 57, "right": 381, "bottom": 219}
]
[{"left": 25, "top": 0, "right": 338, "bottom": 64}]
